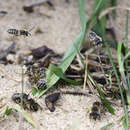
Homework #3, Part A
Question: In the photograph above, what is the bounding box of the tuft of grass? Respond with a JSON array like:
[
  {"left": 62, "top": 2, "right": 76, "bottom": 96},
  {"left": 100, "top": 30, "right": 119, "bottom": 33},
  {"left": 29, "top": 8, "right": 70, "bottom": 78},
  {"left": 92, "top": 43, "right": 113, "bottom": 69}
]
[
  {"left": 4, "top": 106, "right": 12, "bottom": 116},
  {"left": 38, "top": 0, "right": 87, "bottom": 97},
  {"left": 38, "top": 0, "right": 113, "bottom": 97}
]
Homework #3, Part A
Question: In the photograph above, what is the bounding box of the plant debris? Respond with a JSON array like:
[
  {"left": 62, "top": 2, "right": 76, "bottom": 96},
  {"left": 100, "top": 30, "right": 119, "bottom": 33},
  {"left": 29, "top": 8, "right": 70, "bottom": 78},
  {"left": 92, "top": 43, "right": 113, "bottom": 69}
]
[
  {"left": 31, "top": 45, "right": 54, "bottom": 59},
  {"left": 45, "top": 92, "right": 60, "bottom": 112},
  {"left": 22, "top": 40, "right": 128, "bottom": 106}
]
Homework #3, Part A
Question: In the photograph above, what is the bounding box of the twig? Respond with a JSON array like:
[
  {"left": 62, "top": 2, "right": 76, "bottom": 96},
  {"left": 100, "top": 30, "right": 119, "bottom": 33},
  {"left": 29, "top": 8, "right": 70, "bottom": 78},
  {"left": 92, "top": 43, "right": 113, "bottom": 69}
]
[
  {"left": 76, "top": 54, "right": 84, "bottom": 69},
  {"left": 87, "top": 59, "right": 111, "bottom": 69},
  {"left": 86, "top": 78, "right": 95, "bottom": 94},
  {"left": 83, "top": 56, "right": 88, "bottom": 90},
  {"left": 99, "top": 6, "right": 130, "bottom": 19}
]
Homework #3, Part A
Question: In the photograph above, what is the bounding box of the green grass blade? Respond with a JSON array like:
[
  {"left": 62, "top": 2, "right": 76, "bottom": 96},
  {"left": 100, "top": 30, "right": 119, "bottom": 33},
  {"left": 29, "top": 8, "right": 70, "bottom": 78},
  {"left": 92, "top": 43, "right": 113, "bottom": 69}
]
[
  {"left": 121, "top": 11, "right": 130, "bottom": 129},
  {"left": 4, "top": 106, "right": 12, "bottom": 116},
  {"left": 48, "top": 64, "right": 83, "bottom": 85},
  {"left": 78, "top": 0, "right": 86, "bottom": 31},
  {"left": 124, "top": 11, "right": 130, "bottom": 92},
  {"left": 104, "top": 41, "right": 129, "bottom": 126},
  {"left": 117, "top": 42, "right": 129, "bottom": 93},
  {"left": 124, "top": 52, "right": 130, "bottom": 61},
  {"left": 117, "top": 42, "right": 124, "bottom": 73},
  {"left": 111, "top": 0, "right": 117, "bottom": 19},
  {"left": 104, "top": 40, "right": 123, "bottom": 100},
  {"left": 126, "top": 91, "right": 130, "bottom": 105},
  {"left": 105, "top": 41, "right": 128, "bottom": 129},
  {"left": 93, "top": 0, "right": 109, "bottom": 14},
  {"left": 92, "top": 0, "right": 110, "bottom": 36},
  {"left": 122, "top": 114, "right": 130, "bottom": 130}
]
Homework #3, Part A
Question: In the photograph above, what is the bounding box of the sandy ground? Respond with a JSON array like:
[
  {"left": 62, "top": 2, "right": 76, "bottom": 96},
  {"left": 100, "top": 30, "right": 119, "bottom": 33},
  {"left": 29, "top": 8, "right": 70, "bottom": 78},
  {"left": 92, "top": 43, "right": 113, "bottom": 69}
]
[{"left": 0, "top": 0, "right": 130, "bottom": 130}]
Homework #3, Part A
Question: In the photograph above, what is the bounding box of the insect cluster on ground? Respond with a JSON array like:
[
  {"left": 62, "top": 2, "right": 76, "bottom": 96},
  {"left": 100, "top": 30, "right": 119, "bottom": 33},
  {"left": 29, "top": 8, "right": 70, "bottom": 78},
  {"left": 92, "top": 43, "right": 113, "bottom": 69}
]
[{"left": 12, "top": 93, "right": 40, "bottom": 112}]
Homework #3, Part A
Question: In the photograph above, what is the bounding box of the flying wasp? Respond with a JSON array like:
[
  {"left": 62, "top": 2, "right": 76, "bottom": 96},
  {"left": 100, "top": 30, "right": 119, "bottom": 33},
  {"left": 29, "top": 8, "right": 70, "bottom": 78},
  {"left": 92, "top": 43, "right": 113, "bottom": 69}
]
[
  {"left": 7, "top": 29, "right": 31, "bottom": 36},
  {"left": 7, "top": 26, "right": 34, "bottom": 37}
]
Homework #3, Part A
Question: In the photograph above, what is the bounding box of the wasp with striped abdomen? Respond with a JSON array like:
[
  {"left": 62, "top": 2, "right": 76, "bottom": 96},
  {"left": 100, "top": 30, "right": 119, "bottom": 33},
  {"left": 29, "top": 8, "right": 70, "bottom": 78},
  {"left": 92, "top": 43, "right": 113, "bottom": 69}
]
[
  {"left": 7, "top": 29, "right": 31, "bottom": 36},
  {"left": 7, "top": 25, "right": 35, "bottom": 37}
]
